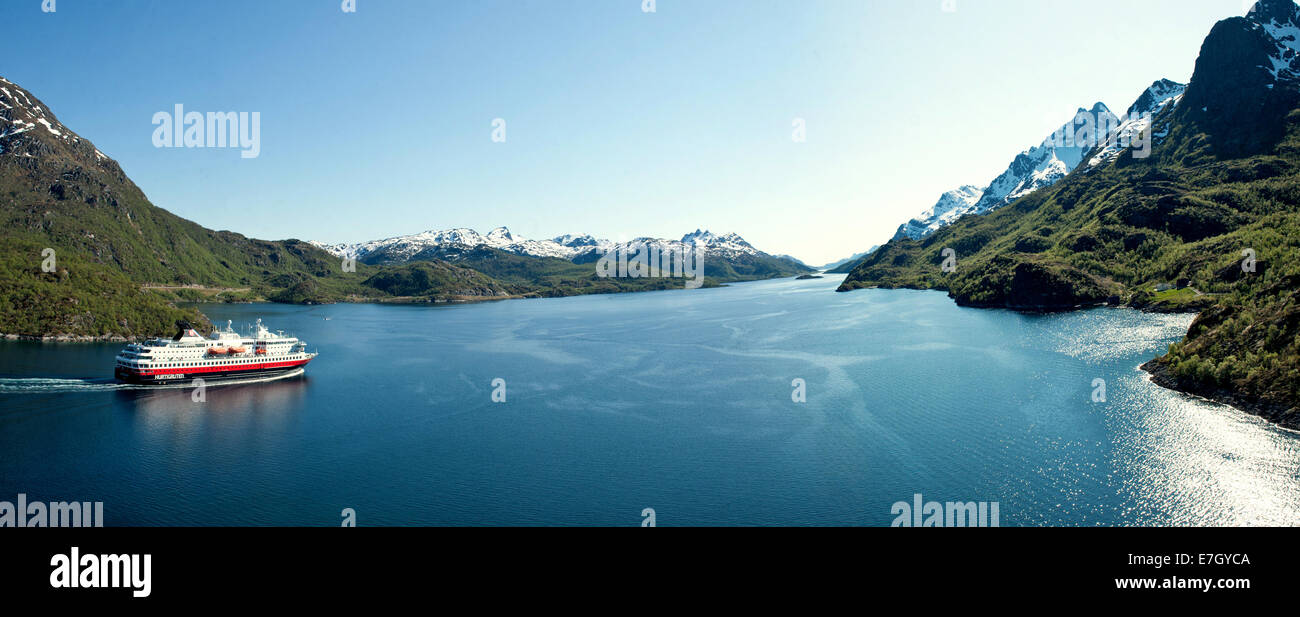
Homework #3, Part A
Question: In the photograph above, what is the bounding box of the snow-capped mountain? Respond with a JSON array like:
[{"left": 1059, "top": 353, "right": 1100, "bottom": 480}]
[
  {"left": 311, "top": 226, "right": 592, "bottom": 262},
  {"left": 889, "top": 103, "right": 1117, "bottom": 241},
  {"left": 974, "top": 102, "right": 1119, "bottom": 213},
  {"left": 1087, "top": 79, "right": 1186, "bottom": 168},
  {"left": 0, "top": 75, "right": 109, "bottom": 161},
  {"left": 892, "top": 185, "right": 986, "bottom": 241},
  {"left": 312, "top": 227, "right": 773, "bottom": 265},
  {"left": 1128, "top": 78, "right": 1189, "bottom": 117},
  {"left": 1250, "top": 0, "right": 1300, "bottom": 82},
  {"left": 676, "top": 230, "right": 759, "bottom": 257},
  {"left": 1158, "top": 0, "right": 1300, "bottom": 159}
]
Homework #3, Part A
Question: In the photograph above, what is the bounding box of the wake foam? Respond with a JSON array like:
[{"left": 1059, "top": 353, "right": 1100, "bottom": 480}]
[{"left": 0, "top": 369, "right": 305, "bottom": 394}]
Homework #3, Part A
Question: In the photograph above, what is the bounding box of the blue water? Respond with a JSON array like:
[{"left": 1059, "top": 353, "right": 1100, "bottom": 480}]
[{"left": 1, "top": 276, "right": 1298, "bottom": 526}]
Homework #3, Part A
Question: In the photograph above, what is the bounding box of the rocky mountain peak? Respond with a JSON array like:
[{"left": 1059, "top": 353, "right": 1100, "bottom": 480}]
[
  {"left": 1127, "top": 79, "right": 1187, "bottom": 117},
  {"left": 0, "top": 75, "right": 114, "bottom": 168},
  {"left": 1173, "top": 0, "right": 1300, "bottom": 157},
  {"left": 1247, "top": 0, "right": 1300, "bottom": 26}
]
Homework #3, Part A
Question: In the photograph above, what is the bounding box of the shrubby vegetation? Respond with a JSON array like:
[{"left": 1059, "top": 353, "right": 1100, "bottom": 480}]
[{"left": 0, "top": 237, "right": 207, "bottom": 337}]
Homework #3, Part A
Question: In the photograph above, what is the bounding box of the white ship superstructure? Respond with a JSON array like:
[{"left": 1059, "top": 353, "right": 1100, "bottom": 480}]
[{"left": 114, "top": 319, "right": 317, "bottom": 384}]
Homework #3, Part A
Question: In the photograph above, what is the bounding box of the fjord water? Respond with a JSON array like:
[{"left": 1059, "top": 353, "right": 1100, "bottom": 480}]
[{"left": 1, "top": 276, "right": 1297, "bottom": 526}]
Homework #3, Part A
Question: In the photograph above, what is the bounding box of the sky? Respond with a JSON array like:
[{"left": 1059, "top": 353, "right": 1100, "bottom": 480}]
[{"left": 1, "top": 0, "right": 1261, "bottom": 266}]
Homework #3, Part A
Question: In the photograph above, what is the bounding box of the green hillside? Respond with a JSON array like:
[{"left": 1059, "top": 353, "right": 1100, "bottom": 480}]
[{"left": 838, "top": 7, "right": 1300, "bottom": 427}]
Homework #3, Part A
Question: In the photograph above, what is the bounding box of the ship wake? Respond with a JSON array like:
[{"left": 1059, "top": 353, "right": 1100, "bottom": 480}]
[{"left": 0, "top": 369, "right": 305, "bottom": 394}]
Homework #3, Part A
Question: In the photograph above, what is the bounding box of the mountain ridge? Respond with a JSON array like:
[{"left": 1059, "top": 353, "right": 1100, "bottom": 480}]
[
  {"left": 892, "top": 102, "right": 1133, "bottom": 242},
  {"left": 311, "top": 226, "right": 810, "bottom": 278}
]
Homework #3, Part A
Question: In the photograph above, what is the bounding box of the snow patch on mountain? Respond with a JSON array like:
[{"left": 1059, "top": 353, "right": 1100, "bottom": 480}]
[
  {"left": 1248, "top": 0, "right": 1300, "bottom": 82},
  {"left": 973, "top": 102, "right": 1117, "bottom": 214},
  {"left": 0, "top": 83, "right": 74, "bottom": 145},
  {"left": 889, "top": 103, "right": 1116, "bottom": 241},
  {"left": 1087, "top": 79, "right": 1186, "bottom": 168},
  {"left": 892, "top": 185, "right": 985, "bottom": 241}
]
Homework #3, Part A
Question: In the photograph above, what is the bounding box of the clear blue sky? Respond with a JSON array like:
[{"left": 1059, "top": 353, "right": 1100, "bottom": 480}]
[{"left": 2, "top": 0, "right": 1255, "bottom": 265}]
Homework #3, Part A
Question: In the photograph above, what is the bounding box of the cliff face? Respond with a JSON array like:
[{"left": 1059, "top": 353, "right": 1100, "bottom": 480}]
[{"left": 1172, "top": 10, "right": 1300, "bottom": 160}]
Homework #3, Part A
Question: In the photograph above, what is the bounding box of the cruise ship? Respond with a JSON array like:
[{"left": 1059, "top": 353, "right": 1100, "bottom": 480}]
[{"left": 114, "top": 319, "right": 317, "bottom": 385}]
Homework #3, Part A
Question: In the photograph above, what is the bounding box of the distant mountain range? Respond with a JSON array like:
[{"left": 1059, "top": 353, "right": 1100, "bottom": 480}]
[
  {"left": 310, "top": 226, "right": 811, "bottom": 286},
  {"left": 0, "top": 75, "right": 808, "bottom": 339},
  {"left": 840, "top": 0, "right": 1300, "bottom": 429},
  {"left": 310, "top": 227, "right": 798, "bottom": 269},
  {"left": 821, "top": 247, "right": 879, "bottom": 273}
]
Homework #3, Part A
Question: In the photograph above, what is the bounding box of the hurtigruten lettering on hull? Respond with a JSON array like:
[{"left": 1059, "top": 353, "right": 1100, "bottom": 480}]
[{"left": 113, "top": 319, "right": 317, "bottom": 385}]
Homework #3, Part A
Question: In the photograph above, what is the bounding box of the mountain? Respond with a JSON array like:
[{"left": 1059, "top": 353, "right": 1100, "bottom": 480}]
[
  {"left": 313, "top": 227, "right": 811, "bottom": 278},
  {"left": 838, "top": 0, "right": 1300, "bottom": 429},
  {"left": 892, "top": 186, "right": 985, "bottom": 241},
  {"left": 0, "top": 75, "right": 360, "bottom": 337},
  {"left": 1085, "top": 79, "right": 1186, "bottom": 169},
  {"left": 822, "top": 247, "right": 879, "bottom": 273},
  {"left": 891, "top": 104, "right": 1120, "bottom": 242},
  {"left": 774, "top": 254, "right": 811, "bottom": 268},
  {"left": 974, "top": 102, "right": 1120, "bottom": 213}
]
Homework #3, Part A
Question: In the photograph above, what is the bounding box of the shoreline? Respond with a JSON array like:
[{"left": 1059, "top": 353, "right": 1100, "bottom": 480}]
[
  {"left": 1140, "top": 359, "right": 1299, "bottom": 432},
  {"left": 0, "top": 275, "right": 776, "bottom": 343}
]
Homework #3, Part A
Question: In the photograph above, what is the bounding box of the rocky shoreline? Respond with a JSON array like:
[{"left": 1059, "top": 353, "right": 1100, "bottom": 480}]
[
  {"left": 1141, "top": 358, "right": 1299, "bottom": 432},
  {"left": 2, "top": 333, "right": 135, "bottom": 343}
]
